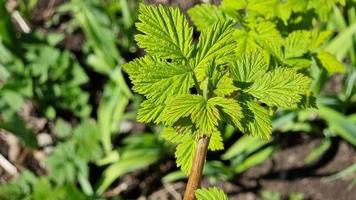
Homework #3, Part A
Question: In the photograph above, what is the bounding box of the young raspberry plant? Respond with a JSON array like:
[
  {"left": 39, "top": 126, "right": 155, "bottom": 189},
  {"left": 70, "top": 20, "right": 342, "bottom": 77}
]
[{"left": 124, "top": 3, "right": 311, "bottom": 200}]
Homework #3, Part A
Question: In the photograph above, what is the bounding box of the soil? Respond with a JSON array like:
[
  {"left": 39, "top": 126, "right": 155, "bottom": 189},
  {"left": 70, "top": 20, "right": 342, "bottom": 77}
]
[{"left": 115, "top": 134, "right": 356, "bottom": 200}]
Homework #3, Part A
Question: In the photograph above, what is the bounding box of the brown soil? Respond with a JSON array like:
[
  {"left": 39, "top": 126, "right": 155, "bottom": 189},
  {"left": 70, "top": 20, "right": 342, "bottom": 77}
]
[
  {"left": 225, "top": 136, "right": 356, "bottom": 200},
  {"left": 138, "top": 135, "right": 356, "bottom": 200}
]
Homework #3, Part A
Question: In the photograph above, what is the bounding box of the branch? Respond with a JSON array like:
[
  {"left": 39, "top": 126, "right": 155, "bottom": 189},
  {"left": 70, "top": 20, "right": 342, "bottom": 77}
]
[{"left": 183, "top": 136, "right": 210, "bottom": 200}]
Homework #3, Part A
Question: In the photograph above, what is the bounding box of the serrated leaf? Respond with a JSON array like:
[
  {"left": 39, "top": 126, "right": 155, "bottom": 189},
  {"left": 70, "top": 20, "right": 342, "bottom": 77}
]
[
  {"left": 137, "top": 100, "right": 165, "bottom": 123},
  {"left": 123, "top": 56, "right": 193, "bottom": 103},
  {"left": 213, "top": 73, "right": 239, "bottom": 96},
  {"left": 234, "top": 20, "right": 282, "bottom": 56},
  {"left": 220, "top": 0, "right": 246, "bottom": 12},
  {"left": 221, "top": 0, "right": 277, "bottom": 19},
  {"left": 209, "top": 97, "right": 243, "bottom": 130},
  {"left": 195, "top": 187, "right": 229, "bottom": 200},
  {"left": 284, "top": 31, "right": 312, "bottom": 59},
  {"left": 188, "top": 4, "right": 228, "bottom": 31},
  {"left": 309, "top": 30, "right": 332, "bottom": 51},
  {"left": 283, "top": 58, "right": 312, "bottom": 70},
  {"left": 194, "top": 21, "right": 235, "bottom": 80},
  {"left": 135, "top": 4, "right": 193, "bottom": 59},
  {"left": 246, "top": 68, "right": 311, "bottom": 108},
  {"left": 241, "top": 101, "right": 272, "bottom": 139},
  {"left": 231, "top": 50, "right": 269, "bottom": 82},
  {"left": 316, "top": 51, "right": 345, "bottom": 74},
  {"left": 175, "top": 137, "right": 196, "bottom": 175},
  {"left": 158, "top": 94, "right": 205, "bottom": 126},
  {"left": 192, "top": 98, "right": 221, "bottom": 133},
  {"left": 209, "top": 131, "right": 224, "bottom": 151},
  {"left": 159, "top": 95, "right": 221, "bottom": 133},
  {"left": 245, "top": 0, "right": 278, "bottom": 18},
  {"left": 275, "top": 2, "right": 293, "bottom": 23},
  {"left": 161, "top": 126, "right": 193, "bottom": 144}
]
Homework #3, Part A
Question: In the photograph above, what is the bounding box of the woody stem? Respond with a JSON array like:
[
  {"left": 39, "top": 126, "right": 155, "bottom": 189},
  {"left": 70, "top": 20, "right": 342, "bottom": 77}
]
[{"left": 183, "top": 136, "right": 210, "bottom": 200}]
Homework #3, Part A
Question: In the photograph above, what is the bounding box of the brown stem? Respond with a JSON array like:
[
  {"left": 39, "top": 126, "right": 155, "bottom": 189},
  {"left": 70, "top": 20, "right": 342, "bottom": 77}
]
[{"left": 183, "top": 136, "right": 210, "bottom": 200}]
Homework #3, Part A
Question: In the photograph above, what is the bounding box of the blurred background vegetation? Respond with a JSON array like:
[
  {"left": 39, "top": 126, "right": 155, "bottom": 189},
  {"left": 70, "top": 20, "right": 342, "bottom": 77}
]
[{"left": 0, "top": 0, "right": 355, "bottom": 199}]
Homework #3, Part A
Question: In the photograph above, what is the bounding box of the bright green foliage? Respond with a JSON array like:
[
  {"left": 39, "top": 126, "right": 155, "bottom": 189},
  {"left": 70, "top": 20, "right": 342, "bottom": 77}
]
[
  {"left": 317, "top": 51, "right": 346, "bottom": 74},
  {"left": 195, "top": 187, "right": 229, "bottom": 200},
  {"left": 220, "top": 0, "right": 345, "bottom": 21},
  {"left": 124, "top": 56, "right": 193, "bottom": 104},
  {"left": 187, "top": 4, "right": 228, "bottom": 31},
  {"left": 188, "top": 0, "right": 346, "bottom": 74},
  {"left": 241, "top": 101, "right": 273, "bottom": 139},
  {"left": 135, "top": 4, "right": 193, "bottom": 59},
  {"left": 233, "top": 20, "right": 283, "bottom": 57},
  {"left": 124, "top": 3, "right": 311, "bottom": 175},
  {"left": 231, "top": 51, "right": 269, "bottom": 82},
  {"left": 193, "top": 21, "right": 236, "bottom": 81},
  {"left": 246, "top": 68, "right": 311, "bottom": 108}
]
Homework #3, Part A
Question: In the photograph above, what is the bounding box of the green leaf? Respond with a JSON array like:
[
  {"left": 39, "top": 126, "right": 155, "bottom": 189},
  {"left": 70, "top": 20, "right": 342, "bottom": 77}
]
[
  {"left": 96, "top": 149, "right": 161, "bottom": 194},
  {"left": 137, "top": 100, "right": 165, "bottom": 123},
  {"left": 309, "top": 30, "right": 332, "bottom": 51},
  {"left": 213, "top": 73, "right": 239, "bottom": 97},
  {"left": 318, "top": 105, "right": 356, "bottom": 146},
  {"left": 325, "top": 23, "right": 356, "bottom": 60},
  {"left": 159, "top": 95, "right": 221, "bottom": 134},
  {"left": 188, "top": 4, "right": 228, "bottom": 31},
  {"left": 235, "top": 145, "right": 275, "bottom": 173},
  {"left": 220, "top": 0, "right": 246, "bottom": 12},
  {"left": 246, "top": 68, "right": 311, "bottom": 108},
  {"left": 284, "top": 31, "right": 312, "bottom": 59},
  {"left": 162, "top": 170, "right": 186, "bottom": 183},
  {"left": 234, "top": 20, "right": 282, "bottom": 57},
  {"left": 241, "top": 101, "right": 272, "bottom": 139},
  {"left": 222, "top": 135, "right": 268, "bottom": 160},
  {"left": 123, "top": 56, "right": 193, "bottom": 103},
  {"left": 194, "top": 21, "right": 236, "bottom": 80},
  {"left": 209, "top": 131, "right": 224, "bottom": 151},
  {"left": 72, "top": 121, "right": 102, "bottom": 161},
  {"left": 244, "top": 0, "right": 278, "bottom": 18},
  {"left": 54, "top": 118, "right": 72, "bottom": 139},
  {"left": 316, "top": 51, "right": 345, "bottom": 74},
  {"left": 162, "top": 127, "right": 198, "bottom": 175},
  {"left": 161, "top": 127, "right": 192, "bottom": 144},
  {"left": 47, "top": 142, "right": 85, "bottom": 186},
  {"left": 221, "top": 0, "right": 278, "bottom": 18},
  {"left": 231, "top": 50, "right": 269, "bottom": 82},
  {"left": 71, "top": 0, "right": 120, "bottom": 73},
  {"left": 135, "top": 4, "right": 193, "bottom": 59},
  {"left": 209, "top": 97, "right": 243, "bottom": 130},
  {"left": 195, "top": 187, "right": 229, "bottom": 200},
  {"left": 304, "top": 138, "right": 332, "bottom": 163},
  {"left": 158, "top": 94, "right": 206, "bottom": 126},
  {"left": 175, "top": 136, "right": 196, "bottom": 175},
  {"left": 261, "top": 190, "right": 282, "bottom": 200}
]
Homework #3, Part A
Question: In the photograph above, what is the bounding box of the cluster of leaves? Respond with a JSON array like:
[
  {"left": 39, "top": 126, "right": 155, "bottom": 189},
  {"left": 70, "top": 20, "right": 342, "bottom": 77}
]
[
  {"left": 124, "top": 0, "right": 355, "bottom": 198},
  {"left": 189, "top": 0, "right": 345, "bottom": 75},
  {"left": 125, "top": 2, "right": 312, "bottom": 175}
]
